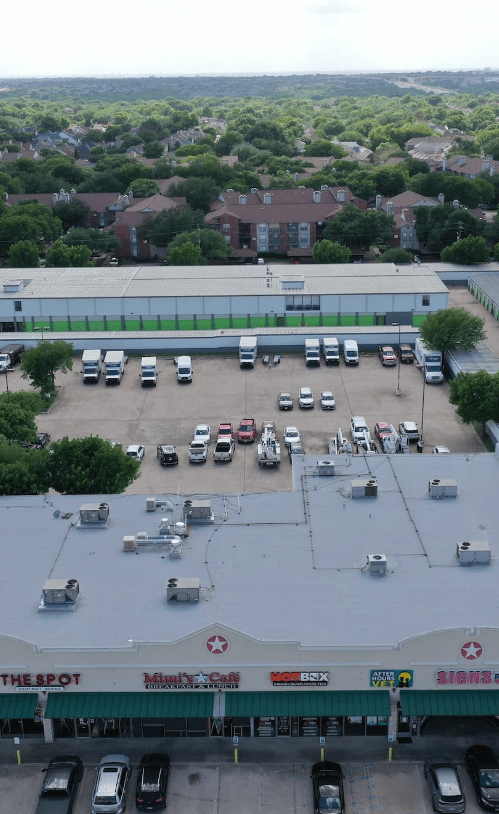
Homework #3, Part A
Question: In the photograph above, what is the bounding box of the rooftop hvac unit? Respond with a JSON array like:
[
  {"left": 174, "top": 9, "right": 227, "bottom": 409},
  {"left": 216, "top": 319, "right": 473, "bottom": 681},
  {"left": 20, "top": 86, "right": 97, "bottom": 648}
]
[
  {"left": 351, "top": 478, "right": 378, "bottom": 498},
  {"left": 122, "top": 535, "right": 137, "bottom": 551},
  {"left": 169, "top": 538, "right": 182, "bottom": 558},
  {"left": 159, "top": 518, "right": 171, "bottom": 535},
  {"left": 317, "top": 460, "right": 335, "bottom": 476},
  {"left": 78, "top": 502, "right": 109, "bottom": 526},
  {"left": 146, "top": 497, "right": 157, "bottom": 512},
  {"left": 39, "top": 579, "right": 79, "bottom": 611},
  {"left": 428, "top": 479, "right": 458, "bottom": 499},
  {"left": 456, "top": 541, "right": 491, "bottom": 565},
  {"left": 183, "top": 499, "right": 214, "bottom": 524},
  {"left": 367, "top": 554, "right": 387, "bottom": 576},
  {"left": 166, "top": 577, "right": 200, "bottom": 602},
  {"left": 136, "top": 531, "right": 148, "bottom": 540}
]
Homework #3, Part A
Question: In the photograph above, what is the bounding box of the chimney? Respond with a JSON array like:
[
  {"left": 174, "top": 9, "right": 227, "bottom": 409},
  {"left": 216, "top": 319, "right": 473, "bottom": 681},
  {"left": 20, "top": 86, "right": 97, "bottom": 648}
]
[
  {"left": 442, "top": 158, "right": 447, "bottom": 171},
  {"left": 294, "top": 173, "right": 299, "bottom": 181},
  {"left": 386, "top": 202, "right": 394, "bottom": 215},
  {"left": 458, "top": 156, "right": 466, "bottom": 166},
  {"left": 375, "top": 195, "right": 382, "bottom": 210},
  {"left": 453, "top": 199, "right": 460, "bottom": 208},
  {"left": 239, "top": 194, "right": 247, "bottom": 205},
  {"left": 337, "top": 189, "right": 345, "bottom": 202},
  {"left": 438, "top": 192, "right": 445, "bottom": 205},
  {"left": 264, "top": 193, "right": 272, "bottom": 204},
  {"left": 3, "top": 192, "right": 8, "bottom": 201},
  {"left": 52, "top": 192, "right": 58, "bottom": 205},
  {"left": 313, "top": 191, "right": 321, "bottom": 203}
]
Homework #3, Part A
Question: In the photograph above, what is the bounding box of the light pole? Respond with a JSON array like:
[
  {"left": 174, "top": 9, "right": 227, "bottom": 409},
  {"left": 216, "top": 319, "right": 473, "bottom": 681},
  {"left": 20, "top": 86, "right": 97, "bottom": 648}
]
[
  {"left": 419, "top": 373, "right": 426, "bottom": 453},
  {"left": 392, "top": 322, "right": 401, "bottom": 396},
  {"left": 33, "top": 325, "right": 50, "bottom": 389}
]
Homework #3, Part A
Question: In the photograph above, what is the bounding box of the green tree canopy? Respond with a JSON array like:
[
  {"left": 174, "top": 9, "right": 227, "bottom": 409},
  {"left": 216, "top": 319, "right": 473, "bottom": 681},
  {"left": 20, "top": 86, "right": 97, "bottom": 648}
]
[
  {"left": 322, "top": 204, "right": 393, "bottom": 249},
  {"left": 21, "top": 339, "right": 74, "bottom": 395},
  {"left": 167, "top": 242, "right": 203, "bottom": 265},
  {"left": 420, "top": 307, "right": 485, "bottom": 356},
  {"left": 8, "top": 239, "right": 40, "bottom": 267},
  {"left": 127, "top": 178, "right": 159, "bottom": 198},
  {"left": 168, "top": 229, "right": 232, "bottom": 260},
  {"left": 312, "top": 240, "right": 351, "bottom": 263},
  {"left": 48, "top": 436, "right": 140, "bottom": 494},
  {"left": 0, "top": 401, "right": 37, "bottom": 443},
  {"left": 377, "top": 248, "right": 413, "bottom": 263},
  {"left": 0, "top": 201, "right": 62, "bottom": 252},
  {"left": 45, "top": 239, "right": 93, "bottom": 267},
  {"left": 63, "top": 227, "right": 121, "bottom": 255},
  {"left": 0, "top": 441, "right": 51, "bottom": 495},
  {"left": 441, "top": 235, "right": 490, "bottom": 263},
  {"left": 449, "top": 370, "right": 499, "bottom": 424},
  {"left": 140, "top": 205, "right": 204, "bottom": 247},
  {"left": 52, "top": 200, "right": 91, "bottom": 231},
  {"left": 167, "top": 177, "right": 220, "bottom": 213}
]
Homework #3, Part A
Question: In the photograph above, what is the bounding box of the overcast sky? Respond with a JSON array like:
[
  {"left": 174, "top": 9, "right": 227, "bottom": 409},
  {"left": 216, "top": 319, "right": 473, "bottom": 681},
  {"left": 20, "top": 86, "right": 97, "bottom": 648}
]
[{"left": 1, "top": 0, "right": 497, "bottom": 78}]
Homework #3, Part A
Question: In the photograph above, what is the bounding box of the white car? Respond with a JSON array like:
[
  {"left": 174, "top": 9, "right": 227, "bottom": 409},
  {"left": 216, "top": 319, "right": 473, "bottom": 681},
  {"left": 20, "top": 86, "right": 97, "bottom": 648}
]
[
  {"left": 189, "top": 440, "right": 208, "bottom": 462},
  {"left": 283, "top": 427, "right": 301, "bottom": 448},
  {"left": 193, "top": 424, "right": 211, "bottom": 445},
  {"left": 298, "top": 387, "right": 314, "bottom": 408},
  {"left": 125, "top": 444, "right": 145, "bottom": 461},
  {"left": 320, "top": 391, "right": 336, "bottom": 410},
  {"left": 433, "top": 445, "right": 450, "bottom": 454},
  {"left": 399, "top": 421, "right": 420, "bottom": 442}
]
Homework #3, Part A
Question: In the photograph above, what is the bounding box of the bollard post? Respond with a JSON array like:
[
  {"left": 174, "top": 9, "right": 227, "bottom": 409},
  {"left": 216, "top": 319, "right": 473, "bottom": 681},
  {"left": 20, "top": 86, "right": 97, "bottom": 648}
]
[
  {"left": 234, "top": 748, "right": 238, "bottom": 764},
  {"left": 388, "top": 746, "right": 393, "bottom": 762},
  {"left": 321, "top": 747, "right": 325, "bottom": 762},
  {"left": 17, "top": 750, "right": 22, "bottom": 764}
]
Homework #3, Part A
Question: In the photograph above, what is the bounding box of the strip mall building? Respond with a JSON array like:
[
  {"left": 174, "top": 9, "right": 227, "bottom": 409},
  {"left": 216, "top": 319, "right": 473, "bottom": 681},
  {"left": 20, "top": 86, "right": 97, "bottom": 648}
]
[{"left": 1, "top": 450, "right": 499, "bottom": 743}]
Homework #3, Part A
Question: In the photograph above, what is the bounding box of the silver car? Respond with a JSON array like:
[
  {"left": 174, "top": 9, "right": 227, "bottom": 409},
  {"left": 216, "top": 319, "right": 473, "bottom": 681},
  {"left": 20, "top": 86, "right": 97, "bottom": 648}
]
[
  {"left": 299, "top": 387, "right": 314, "bottom": 408},
  {"left": 320, "top": 391, "right": 336, "bottom": 410},
  {"left": 92, "top": 754, "right": 131, "bottom": 814},
  {"left": 424, "top": 761, "right": 465, "bottom": 814},
  {"left": 189, "top": 440, "right": 208, "bottom": 462}
]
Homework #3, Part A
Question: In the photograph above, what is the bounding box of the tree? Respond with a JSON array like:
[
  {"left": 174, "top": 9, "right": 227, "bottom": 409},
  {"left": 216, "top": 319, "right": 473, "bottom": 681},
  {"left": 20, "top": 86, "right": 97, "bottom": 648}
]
[
  {"left": 52, "top": 200, "right": 91, "bottom": 231},
  {"left": 127, "top": 178, "right": 159, "bottom": 198},
  {"left": 167, "top": 177, "right": 219, "bottom": 213},
  {"left": 377, "top": 248, "right": 413, "bottom": 263},
  {"left": 0, "top": 441, "right": 51, "bottom": 495},
  {"left": 8, "top": 239, "right": 40, "bottom": 267},
  {"left": 419, "top": 307, "right": 485, "bottom": 356},
  {"left": 441, "top": 236, "right": 490, "bottom": 264},
  {"left": 168, "top": 242, "right": 203, "bottom": 265},
  {"left": 302, "top": 140, "right": 346, "bottom": 158},
  {"left": 322, "top": 205, "right": 393, "bottom": 249},
  {"left": 312, "top": 240, "right": 351, "bottom": 263},
  {"left": 495, "top": 242, "right": 499, "bottom": 262},
  {"left": 168, "top": 229, "right": 232, "bottom": 261},
  {"left": 63, "top": 227, "right": 121, "bottom": 255},
  {"left": 0, "top": 201, "right": 62, "bottom": 252},
  {"left": 45, "top": 239, "right": 93, "bottom": 267},
  {"left": 0, "top": 401, "right": 37, "bottom": 443},
  {"left": 21, "top": 340, "right": 74, "bottom": 395},
  {"left": 140, "top": 206, "right": 205, "bottom": 247},
  {"left": 449, "top": 370, "right": 499, "bottom": 425},
  {"left": 48, "top": 436, "right": 140, "bottom": 494}
]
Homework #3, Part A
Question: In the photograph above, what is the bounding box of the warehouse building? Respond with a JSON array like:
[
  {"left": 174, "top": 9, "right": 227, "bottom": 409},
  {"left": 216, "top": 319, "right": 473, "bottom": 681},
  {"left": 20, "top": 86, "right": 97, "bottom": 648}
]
[{"left": 1, "top": 450, "right": 499, "bottom": 743}]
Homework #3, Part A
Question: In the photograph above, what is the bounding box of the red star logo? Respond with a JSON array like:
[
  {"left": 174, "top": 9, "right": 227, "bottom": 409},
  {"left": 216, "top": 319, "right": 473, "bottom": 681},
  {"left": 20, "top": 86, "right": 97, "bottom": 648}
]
[
  {"left": 461, "top": 641, "right": 483, "bottom": 660},
  {"left": 206, "top": 635, "right": 229, "bottom": 654}
]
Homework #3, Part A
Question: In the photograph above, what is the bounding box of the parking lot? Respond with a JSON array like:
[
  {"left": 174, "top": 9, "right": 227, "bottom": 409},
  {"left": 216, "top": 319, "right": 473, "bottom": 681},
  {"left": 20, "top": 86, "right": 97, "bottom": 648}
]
[
  {"left": 5, "top": 346, "right": 486, "bottom": 495},
  {"left": 0, "top": 755, "right": 489, "bottom": 814}
]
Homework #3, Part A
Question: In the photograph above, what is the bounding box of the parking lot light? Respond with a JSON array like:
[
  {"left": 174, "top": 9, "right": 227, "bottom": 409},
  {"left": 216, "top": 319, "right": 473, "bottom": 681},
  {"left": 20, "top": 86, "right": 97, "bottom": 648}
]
[{"left": 392, "top": 322, "right": 402, "bottom": 396}]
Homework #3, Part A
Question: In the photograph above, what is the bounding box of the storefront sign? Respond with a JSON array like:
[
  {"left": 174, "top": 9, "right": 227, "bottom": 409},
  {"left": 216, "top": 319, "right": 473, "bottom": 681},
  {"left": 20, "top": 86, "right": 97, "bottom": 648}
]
[
  {"left": 16, "top": 686, "right": 65, "bottom": 692},
  {"left": 270, "top": 671, "right": 329, "bottom": 686},
  {"left": 1, "top": 673, "right": 80, "bottom": 687},
  {"left": 370, "top": 670, "right": 413, "bottom": 688},
  {"left": 436, "top": 670, "right": 499, "bottom": 685},
  {"left": 143, "top": 671, "right": 240, "bottom": 689}
]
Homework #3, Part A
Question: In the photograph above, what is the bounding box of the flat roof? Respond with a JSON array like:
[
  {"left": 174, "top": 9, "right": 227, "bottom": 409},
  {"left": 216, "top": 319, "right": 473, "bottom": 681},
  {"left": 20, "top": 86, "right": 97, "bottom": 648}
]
[
  {"left": 0, "top": 264, "right": 448, "bottom": 300},
  {"left": 1, "top": 451, "right": 498, "bottom": 652}
]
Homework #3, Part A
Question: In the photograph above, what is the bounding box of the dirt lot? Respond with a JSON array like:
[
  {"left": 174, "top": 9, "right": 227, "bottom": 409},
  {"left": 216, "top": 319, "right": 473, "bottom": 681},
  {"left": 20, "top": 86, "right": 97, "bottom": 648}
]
[{"left": 3, "top": 345, "right": 486, "bottom": 495}]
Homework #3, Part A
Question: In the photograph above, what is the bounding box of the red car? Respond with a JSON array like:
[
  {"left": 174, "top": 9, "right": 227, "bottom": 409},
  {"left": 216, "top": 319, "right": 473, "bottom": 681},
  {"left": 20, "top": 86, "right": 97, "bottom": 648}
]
[
  {"left": 374, "top": 422, "right": 393, "bottom": 443},
  {"left": 217, "top": 423, "right": 234, "bottom": 440},
  {"left": 237, "top": 419, "right": 256, "bottom": 443},
  {"left": 378, "top": 345, "right": 397, "bottom": 366}
]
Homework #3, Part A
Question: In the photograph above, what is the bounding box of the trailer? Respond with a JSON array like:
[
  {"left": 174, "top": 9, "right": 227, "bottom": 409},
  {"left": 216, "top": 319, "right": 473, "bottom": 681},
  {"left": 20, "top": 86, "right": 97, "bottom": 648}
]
[
  {"left": 81, "top": 349, "right": 101, "bottom": 383},
  {"left": 104, "top": 350, "right": 126, "bottom": 385},
  {"left": 415, "top": 338, "right": 444, "bottom": 383},
  {"left": 257, "top": 427, "right": 281, "bottom": 466},
  {"left": 0, "top": 343, "right": 24, "bottom": 371}
]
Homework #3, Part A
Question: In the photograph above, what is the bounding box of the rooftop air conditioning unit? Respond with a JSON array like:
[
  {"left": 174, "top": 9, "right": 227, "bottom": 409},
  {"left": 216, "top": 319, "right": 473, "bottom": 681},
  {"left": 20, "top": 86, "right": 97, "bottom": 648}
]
[
  {"left": 317, "top": 460, "right": 335, "bottom": 477},
  {"left": 122, "top": 535, "right": 137, "bottom": 552},
  {"left": 351, "top": 478, "right": 378, "bottom": 498},
  {"left": 146, "top": 497, "right": 157, "bottom": 512},
  {"left": 39, "top": 579, "right": 79, "bottom": 611},
  {"left": 183, "top": 499, "right": 214, "bottom": 524},
  {"left": 428, "top": 479, "right": 458, "bottom": 499},
  {"left": 78, "top": 502, "right": 109, "bottom": 526},
  {"left": 456, "top": 541, "right": 491, "bottom": 565},
  {"left": 166, "top": 578, "right": 200, "bottom": 602},
  {"left": 367, "top": 554, "right": 387, "bottom": 576}
]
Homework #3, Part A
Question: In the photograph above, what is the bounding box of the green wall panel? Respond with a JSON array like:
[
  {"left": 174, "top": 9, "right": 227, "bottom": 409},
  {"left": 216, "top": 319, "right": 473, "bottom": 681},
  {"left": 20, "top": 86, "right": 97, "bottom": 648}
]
[
  {"left": 106, "top": 320, "right": 123, "bottom": 331},
  {"left": 196, "top": 319, "right": 212, "bottom": 330},
  {"left": 126, "top": 319, "right": 141, "bottom": 331},
  {"left": 340, "top": 315, "right": 356, "bottom": 326},
  {"left": 178, "top": 320, "right": 194, "bottom": 330},
  {"left": 52, "top": 321, "right": 69, "bottom": 331},
  {"left": 322, "top": 315, "right": 338, "bottom": 326},
  {"left": 359, "top": 315, "right": 375, "bottom": 326},
  {"left": 160, "top": 320, "right": 176, "bottom": 330},
  {"left": 214, "top": 318, "right": 231, "bottom": 329}
]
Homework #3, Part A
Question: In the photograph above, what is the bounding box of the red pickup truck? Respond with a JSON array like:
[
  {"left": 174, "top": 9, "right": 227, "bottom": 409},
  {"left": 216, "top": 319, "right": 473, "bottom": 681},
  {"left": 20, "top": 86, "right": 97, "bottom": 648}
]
[
  {"left": 237, "top": 419, "right": 256, "bottom": 443},
  {"left": 217, "top": 423, "right": 234, "bottom": 440}
]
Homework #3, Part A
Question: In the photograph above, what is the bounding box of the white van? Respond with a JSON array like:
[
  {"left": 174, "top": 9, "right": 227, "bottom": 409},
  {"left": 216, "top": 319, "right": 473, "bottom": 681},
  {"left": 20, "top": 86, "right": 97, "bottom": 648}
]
[
  {"left": 343, "top": 339, "right": 359, "bottom": 365},
  {"left": 176, "top": 355, "right": 193, "bottom": 382}
]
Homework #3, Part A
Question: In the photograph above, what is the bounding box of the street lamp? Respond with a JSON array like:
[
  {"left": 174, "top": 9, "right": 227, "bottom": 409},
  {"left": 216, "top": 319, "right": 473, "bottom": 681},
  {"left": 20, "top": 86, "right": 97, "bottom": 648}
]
[
  {"left": 392, "top": 322, "right": 401, "bottom": 396},
  {"left": 419, "top": 373, "right": 426, "bottom": 453},
  {"left": 33, "top": 325, "right": 50, "bottom": 385}
]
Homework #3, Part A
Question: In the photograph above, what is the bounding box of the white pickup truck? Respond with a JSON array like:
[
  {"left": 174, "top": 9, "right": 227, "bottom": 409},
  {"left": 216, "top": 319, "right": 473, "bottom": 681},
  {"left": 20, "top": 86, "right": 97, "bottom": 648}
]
[{"left": 213, "top": 439, "right": 235, "bottom": 461}]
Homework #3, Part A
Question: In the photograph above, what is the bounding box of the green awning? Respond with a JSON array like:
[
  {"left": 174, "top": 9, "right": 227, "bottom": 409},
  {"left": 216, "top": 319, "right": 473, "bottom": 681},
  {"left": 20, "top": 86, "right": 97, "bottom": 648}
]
[
  {"left": 225, "top": 691, "right": 391, "bottom": 717},
  {"left": 45, "top": 692, "right": 214, "bottom": 719},
  {"left": 0, "top": 693, "right": 39, "bottom": 718},
  {"left": 400, "top": 690, "right": 499, "bottom": 716}
]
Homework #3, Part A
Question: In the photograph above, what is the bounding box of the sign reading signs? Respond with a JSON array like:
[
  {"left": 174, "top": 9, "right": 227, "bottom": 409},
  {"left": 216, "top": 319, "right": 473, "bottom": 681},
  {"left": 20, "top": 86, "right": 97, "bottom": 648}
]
[
  {"left": 144, "top": 671, "right": 240, "bottom": 690},
  {"left": 1, "top": 673, "right": 80, "bottom": 688},
  {"left": 436, "top": 670, "right": 499, "bottom": 685},
  {"left": 271, "top": 671, "right": 329, "bottom": 686},
  {"left": 370, "top": 670, "right": 413, "bottom": 688}
]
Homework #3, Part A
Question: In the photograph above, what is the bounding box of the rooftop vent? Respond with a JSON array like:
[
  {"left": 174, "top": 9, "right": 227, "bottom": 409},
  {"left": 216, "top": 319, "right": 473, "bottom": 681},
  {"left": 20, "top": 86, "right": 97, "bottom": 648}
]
[
  {"left": 428, "top": 479, "right": 457, "bottom": 499},
  {"left": 456, "top": 541, "right": 491, "bottom": 566},
  {"left": 280, "top": 276, "right": 305, "bottom": 290},
  {"left": 77, "top": 502, "right": 109, "bottom": 527},
  {"left": 183, "top": 499, "right": 214, "bottom": 524},
  {"left": 317, "top": 460, "right": 335, "bottom": 476},
  {"left": 39, "top": 579, "right": 79, "bottom": 612},
  {"left": 3, "top": 280, "right": 26, "bottom": 293},
  {"left": 367, "top": 554, "right": 387, "bottom": 576},
  {"left": 351, "top": 478, "right": 378, "bottom": 498},
  {"left": 166, "top": 578, "right": 200, "bottom": 603}
]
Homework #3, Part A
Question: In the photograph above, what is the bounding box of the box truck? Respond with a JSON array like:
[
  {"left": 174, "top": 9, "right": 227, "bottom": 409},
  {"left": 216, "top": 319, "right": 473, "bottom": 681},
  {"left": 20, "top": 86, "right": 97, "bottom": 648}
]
[
  {"left": 0, "top": 343, "right": 24, "bottom": 371},
  {"left": 141, "top": 356, "right": 157, "bottom": 387},
  {"left": 239, "top": 337, "right": 257, "bottom": 368},
  {"left": 305, "top": 337, "right": 320, "bottom": 366},
  {"left": 104, "top": 350, "right": 126, "bottom": 385},
  {"left": 322, "top": 336, "right": 339, "bottom": 364},
  {"left": 415, "top": 338, "right": 444, "bottom": 383},
  {"left": 81, "top": 349, "right": 101, "bottom": 383}
]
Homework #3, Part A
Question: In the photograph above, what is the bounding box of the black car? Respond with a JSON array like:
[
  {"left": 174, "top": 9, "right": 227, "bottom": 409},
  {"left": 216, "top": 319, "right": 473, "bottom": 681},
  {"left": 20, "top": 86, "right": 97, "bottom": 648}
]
[
  {"left": 466, "top": 745, "right": 499, "bottom": 810},
  {"left": 36, "top": 432, "right": 51, "bottom": 449},
  {"left": 136, "top": 753, "right": 171, "bottom": 811},
  {"left": 157, "top": 444, "right": 178, "bottom": 466},
  {"left": 36, "top": 755, "right": 83, "bottom": 814},
  {"left": 311, "top": 761, "right": 345, "bottom": 814}
]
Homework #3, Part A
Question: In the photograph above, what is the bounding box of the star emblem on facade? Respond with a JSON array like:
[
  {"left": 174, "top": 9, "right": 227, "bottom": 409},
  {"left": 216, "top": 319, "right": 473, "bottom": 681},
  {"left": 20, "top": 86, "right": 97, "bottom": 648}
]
[
  {"left": 206, "top": 635, "right": 229, "bottom": 654},
  {"left": 461, "top": 641, "right": 483, "bottom": 659},
  {"left": 194, "top": 671, "right": 208, "bottom": 683}
]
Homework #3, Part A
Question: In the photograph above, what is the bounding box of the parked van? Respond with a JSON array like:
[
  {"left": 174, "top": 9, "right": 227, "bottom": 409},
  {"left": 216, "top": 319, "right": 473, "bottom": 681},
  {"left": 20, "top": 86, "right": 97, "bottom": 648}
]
[
  {"left": 343, "top": 339, "right": 359, "bottom": 365},
  {"left": 176, "top": 355, "right": 193, "bottom": 383}
]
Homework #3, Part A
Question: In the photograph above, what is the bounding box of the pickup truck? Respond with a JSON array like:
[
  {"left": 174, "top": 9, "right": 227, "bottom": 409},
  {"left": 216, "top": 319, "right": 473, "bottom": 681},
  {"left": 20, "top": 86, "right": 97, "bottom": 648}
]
[
  {"left": 217, "top": 422, "right": 233, "bottom": 440},
  {"left": 237, "top": 419, "right": 256, "bottom": 443},
  {"left": 36, "top": 755, "right": 83, "bottom": 814},
  {"left": 213, "top": 439, "right": 235, "bottom": 461}
]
